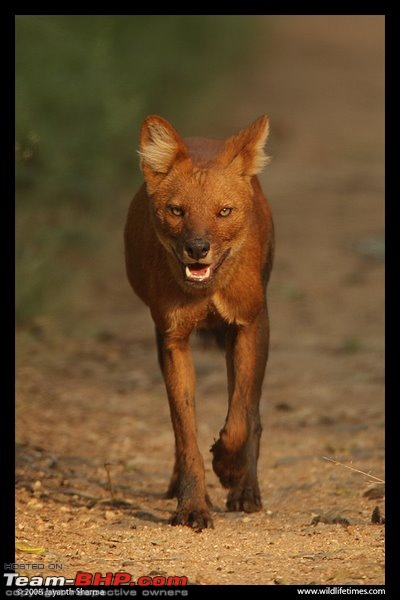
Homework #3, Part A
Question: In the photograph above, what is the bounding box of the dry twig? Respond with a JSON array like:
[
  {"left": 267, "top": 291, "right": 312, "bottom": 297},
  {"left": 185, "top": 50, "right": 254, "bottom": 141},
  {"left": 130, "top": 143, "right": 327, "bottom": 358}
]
[{"left": 322, "top": 456, "right": 385, "bottom": 484}]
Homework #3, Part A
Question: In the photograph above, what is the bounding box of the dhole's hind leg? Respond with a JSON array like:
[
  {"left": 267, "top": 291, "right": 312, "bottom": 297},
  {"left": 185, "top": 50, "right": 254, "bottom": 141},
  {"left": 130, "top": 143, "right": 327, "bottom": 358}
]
[
  {"left": 224, "top": 420, "right": 263, "bottom": 512},
  {"left": 211, "top": 419, "right": 263, "bottom": 512},
  {"left": 211, "top": 311, "right": 269, "bottom": 512}
]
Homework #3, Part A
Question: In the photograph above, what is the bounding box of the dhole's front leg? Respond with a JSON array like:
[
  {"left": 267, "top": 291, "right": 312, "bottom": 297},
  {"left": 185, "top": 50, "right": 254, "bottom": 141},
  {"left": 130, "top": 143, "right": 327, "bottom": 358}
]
[
  {"left": 156, "top": 330, "right": 213, "bottom": 529},
  {"left": 211, "top": 309, "right": 269, "bottom": 512}
]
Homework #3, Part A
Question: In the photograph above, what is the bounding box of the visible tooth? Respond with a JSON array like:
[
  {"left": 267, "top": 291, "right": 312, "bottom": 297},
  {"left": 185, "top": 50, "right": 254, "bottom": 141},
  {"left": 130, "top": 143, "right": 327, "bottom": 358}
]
[{"left": 185, "top": 266, "right": 211, "bottom": 281}]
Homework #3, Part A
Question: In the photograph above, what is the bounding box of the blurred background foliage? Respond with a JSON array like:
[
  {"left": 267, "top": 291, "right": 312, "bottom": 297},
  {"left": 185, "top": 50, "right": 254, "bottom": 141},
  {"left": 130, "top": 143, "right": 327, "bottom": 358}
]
[{"left": 16, "top": 15, "right": 265, "bottom": 325}]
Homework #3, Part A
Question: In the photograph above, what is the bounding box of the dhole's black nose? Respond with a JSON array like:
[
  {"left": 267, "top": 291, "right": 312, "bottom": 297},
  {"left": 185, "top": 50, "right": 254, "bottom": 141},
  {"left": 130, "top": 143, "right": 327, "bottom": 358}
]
[{"left": 184, "top": 238, "right": 210, "bottom": 260}]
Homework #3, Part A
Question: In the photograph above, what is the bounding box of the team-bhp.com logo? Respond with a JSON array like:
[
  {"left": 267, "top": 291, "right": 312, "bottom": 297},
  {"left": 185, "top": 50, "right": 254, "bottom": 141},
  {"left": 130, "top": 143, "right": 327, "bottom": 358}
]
[{"left": 4, "top": 572, "right": 188, "bottom": 587}]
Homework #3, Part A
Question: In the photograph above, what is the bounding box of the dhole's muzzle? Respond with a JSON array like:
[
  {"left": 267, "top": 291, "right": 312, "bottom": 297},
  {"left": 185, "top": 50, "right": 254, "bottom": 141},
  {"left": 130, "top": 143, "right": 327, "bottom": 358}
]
[{"left": 173, "top": 236, "right": 230, "bottom": 285}]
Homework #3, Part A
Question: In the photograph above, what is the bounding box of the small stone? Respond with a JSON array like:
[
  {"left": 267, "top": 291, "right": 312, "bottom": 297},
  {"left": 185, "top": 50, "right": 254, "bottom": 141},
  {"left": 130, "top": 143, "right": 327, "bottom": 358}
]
[
  {"left": 311, "top": 513, "right": 350, "bottom": 526},
  {"left": 363, "top": 484, "right": 385, "bottom": 500},
  {"left": 371, "top": 505, "right": 385, "bottom": 524},
  {"left": 275, "top": 402, "right": 293, "bottom": 412}
]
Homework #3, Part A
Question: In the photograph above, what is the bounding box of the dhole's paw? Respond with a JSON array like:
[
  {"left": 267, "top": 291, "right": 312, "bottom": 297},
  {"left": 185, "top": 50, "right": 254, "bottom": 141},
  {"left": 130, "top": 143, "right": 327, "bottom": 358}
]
[
  {"left": 171, "top": 508, "right": 214, "bottom": 530},
  {"left": 226, "top": 485, "right": 262, "bottom": 513},
  {"left": 211, "top": 438, "right": 246, "bottom": 488}
]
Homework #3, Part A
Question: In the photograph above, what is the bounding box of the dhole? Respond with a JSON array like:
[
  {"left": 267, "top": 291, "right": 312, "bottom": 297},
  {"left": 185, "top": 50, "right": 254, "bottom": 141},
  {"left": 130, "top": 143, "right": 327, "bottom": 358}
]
[{"left": 124, "top": 114, "right": 274, "bottom": 529}]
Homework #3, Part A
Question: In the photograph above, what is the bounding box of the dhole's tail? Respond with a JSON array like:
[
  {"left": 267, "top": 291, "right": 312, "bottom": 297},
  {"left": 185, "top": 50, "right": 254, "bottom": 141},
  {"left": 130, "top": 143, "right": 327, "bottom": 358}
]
[{"left": 196, "top": 326, "right": 227, "bottom": 351}]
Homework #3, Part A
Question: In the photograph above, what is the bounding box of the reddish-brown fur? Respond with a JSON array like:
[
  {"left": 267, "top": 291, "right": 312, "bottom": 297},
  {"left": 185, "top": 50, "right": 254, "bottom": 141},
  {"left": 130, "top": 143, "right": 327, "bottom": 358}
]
[{"left": 124, "top": 115, "right": 274, "bottom": 529}]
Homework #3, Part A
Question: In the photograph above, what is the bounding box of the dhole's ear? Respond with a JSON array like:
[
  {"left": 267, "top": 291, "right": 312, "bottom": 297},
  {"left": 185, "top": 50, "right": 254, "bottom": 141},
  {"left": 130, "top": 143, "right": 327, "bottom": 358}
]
[
  {"left": 138, "top": 115, "right": 189, "bottom": 193},
  {"left": 221, "top": 115, "right": 270, "bottom": 177}
]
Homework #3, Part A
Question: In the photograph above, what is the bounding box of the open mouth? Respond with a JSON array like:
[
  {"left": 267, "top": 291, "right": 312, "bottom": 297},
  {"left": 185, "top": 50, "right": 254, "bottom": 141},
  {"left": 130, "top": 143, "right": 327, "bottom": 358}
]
[
  {"left": 182, "top": 249, "right": 230, "bottom": 285},
  {"left": 185, "top": 263, "right": 212, "bottom": 282}
]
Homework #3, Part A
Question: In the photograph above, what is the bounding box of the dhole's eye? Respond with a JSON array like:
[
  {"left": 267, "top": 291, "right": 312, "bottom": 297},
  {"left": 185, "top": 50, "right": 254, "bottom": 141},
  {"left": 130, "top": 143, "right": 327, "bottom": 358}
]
[
  {"left": 218, "top": 207, "right": 232, "bottom": 217},
  {"left": 168, "top": 205, "right": 184, "bottom": 217}
]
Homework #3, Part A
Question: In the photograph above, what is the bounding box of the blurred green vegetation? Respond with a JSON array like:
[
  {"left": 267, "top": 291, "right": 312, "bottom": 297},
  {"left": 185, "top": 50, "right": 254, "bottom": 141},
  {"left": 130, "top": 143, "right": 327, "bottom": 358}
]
[{"left": 16, "top": 15, "right": 264, "bottom": 326}]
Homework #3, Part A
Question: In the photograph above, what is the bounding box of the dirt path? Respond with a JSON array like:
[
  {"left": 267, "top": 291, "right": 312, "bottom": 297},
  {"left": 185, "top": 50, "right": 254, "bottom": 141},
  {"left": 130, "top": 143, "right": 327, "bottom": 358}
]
[{"left": 16, "top": 16, "right": 384, "bottom": 586}]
